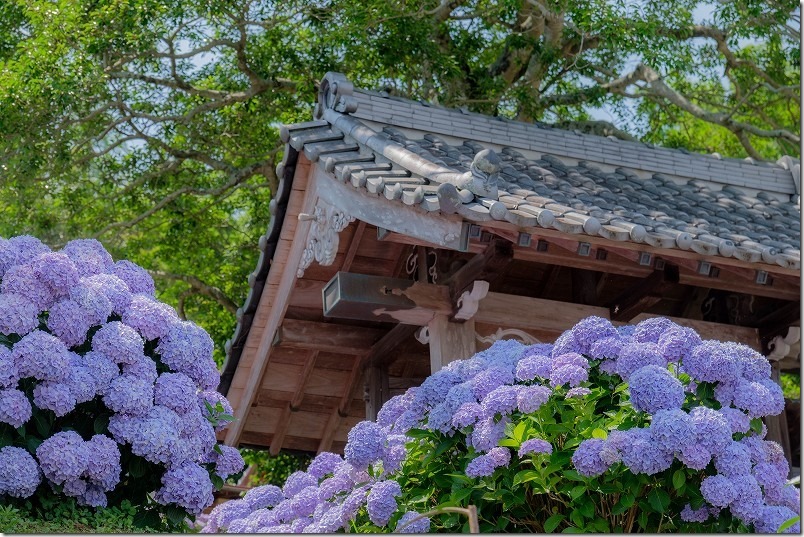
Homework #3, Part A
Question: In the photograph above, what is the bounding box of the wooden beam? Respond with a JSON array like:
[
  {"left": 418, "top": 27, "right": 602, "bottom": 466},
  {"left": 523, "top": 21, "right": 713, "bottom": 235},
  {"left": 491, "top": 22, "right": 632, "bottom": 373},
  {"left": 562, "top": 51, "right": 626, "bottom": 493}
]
[
  {"left": 429, "top": 315, "right": 476, "bottom": 373},
  {"left": 571, "top": 268, "right": 600, "bottom": 306},
  {"left": 538, "top": 264, "right": 562, "bottom": 299},
  {"left": 446, "top": 239, "right": 514, "bottom": 302},
  {"left": 275, "top": 319, "right": 385, "bottom": 355},
  {"left": 757, "top": 301, "right": 801, "bottom": 348},
  {"left": 365, "top": 365, "right": 389, "bottom": 422},
  {"left": 608, "top": 265, "right": 681, "bottom": 322},
  {"left": 341, "top": 220, "right": 366, "bottom": 273},
  {"left": 765, "top": 367, "right": 792, "bottom": 465},
  {"left": 268, "top": 405, "right": 292, "bottom": 456},
  {"left": 318, "top": 355, "right": 365, "bottom": 453}
]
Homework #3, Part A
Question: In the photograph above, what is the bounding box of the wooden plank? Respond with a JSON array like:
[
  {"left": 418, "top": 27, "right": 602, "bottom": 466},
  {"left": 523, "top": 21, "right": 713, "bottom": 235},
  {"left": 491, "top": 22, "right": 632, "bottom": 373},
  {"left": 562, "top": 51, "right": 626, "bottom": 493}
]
[
  {"left": 364, "top": 365, "right": 389, "bottom": 422},
  {"left": 428, "top": 315, "right": 477, "bottom": 373},
  {"left": 341, "top": 220, "right": 367, "bottom": 272},
  {"left": 477, "top": 292, "right": 611, "bottom": 332},
  {"left": 765, "top": 367, "right": 792, "bottom": 465},
  {"left": 275, "top": 318, "right": 386, "bottom": 355},
  {"left": 268, "top": 406, "right": 292, "bottom": 456},
  {"left": 608, "top": 265, "right": 680, "bottom": 322},
  {"left": 571, "top": 268, "right": 601, "bottom": 306}
]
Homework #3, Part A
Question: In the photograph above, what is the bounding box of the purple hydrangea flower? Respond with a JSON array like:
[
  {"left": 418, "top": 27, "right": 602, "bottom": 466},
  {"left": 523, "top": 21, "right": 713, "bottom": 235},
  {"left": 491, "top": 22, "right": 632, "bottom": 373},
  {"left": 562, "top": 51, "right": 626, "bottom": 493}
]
[
  {"left": 157, "top": 320, "right": 215, "bottom": 374},
  {"left": 33, "top": 381, "right": 77, "bottom": 416},
  {"left": 718, "top": 407, "right": 750, "bottom": 434},
  {"left": 182, "top": 357, "right": 220, "bottom": 392},
  {"left": 728, "top": 342, "right": 771, "bottom": 381},
  {"left": 732, "top": 378, "right": 785, "bottom": 418},
  {"left": 516, "top": 385, "right": 551, "bottom": 414},
  {"left": 244, "top": 485, "right": 284, "bottom": 511},
  {"left": 572, "top": 438, "right": 610, "bottom": 477},
  {"left": 82, "top": 351, "right": 119, "bottom": 395},
  {"left": 36, "top": 431, "right": 89, "bottom": 484},
  {"left": 465, "top": 453, "right": 497, "bottom": 478},
  {"left": 283, "top": 471, "right": 318, "bottom": 498},
  {"left": 12, "top": 330, "right": 71, "bottom": 382},
  {"left": 752, "top": 461, "right": 786, "bottom": 491},
  {"left": 714, "top": 381, "right": 736, "bottom": 406},
  {"left": 62, "top": 239, "right": 114, "bottom": 277},
  {"left": 344, "top": 421, "right": 387, "bottom": 470},
  {"left": 154, "top": 372, "right": 197, "bottom": 415},
  {"left": 551, "top": 330, "right": 583, "bottom": 357},
  {"left": 68, "top": 280, "right": 113, "bottom": 326},
  {"left": 0, "top": 346, "right": 19, "bottom": 388},
  {"left": 366, "top": 480, "right": 401, "bottom": 526},
  {"left": 690, "top": 406, "right": 732, "bottom": 456},
  {"left": 340, "top": 484, "right": 370, "bottom": 524},
  {"left": 0, "top": 235, "right": 50, "bottom": 276},
  {"left": 470, "top": 367, "right": 514, "bottom": 400},
  {"left": 0, "top": 293, "right": 38, "bottom": 336},
  {"left": 47, "top": 298, "right": 93, "bottom": 348},
  {"left": 677, "top": 442, "right": 712, "bottom": 470},
  {"left": 714, "top": 441, "right": 752, "bottom": 478},
  {"left": 480, "top": 385, "right": 519, "bottom": 418},
  {"left": 657, "top": 326, "right": 701, "bottom": 363},
  {"left": 113, "top": 260, "right": 156, "bottom": 296},
  {"left": 123, "top": 294, "right": 179, "bottom": 341},
  {"left": 0, "top": 446, "right": 41, "bottom": 498},
  {"left": 290, "top": 485, "right": 319, "bottom": 518},
  {"left": 452, "top": 402, "right": 482, "bottom": 428},
  {"left": 618, "top": 427, "right": 673, "bottom": 475},
  {"left": 83, "top": 434, "right": 121, "bottom": 491},
  {"left": 765, "top": 484, "right": 800, "bottom": 513},
  {"left": 307, "top": 452, "right": 343, "bottom": 480},
  {"left": 753, "top": 505, "right": 801, "bottom": 534},
  {"left": 64, "top": 360, "right": 98, "bottom": 404},
  {"left": 549, "top": 364, "right": 588, "bottom": 388},
  {"left": 569, "top": 316, "right": 617, "bottom": 354},
  {"left": 728, "top": 474, "right": 763, "bottom": 524},
  {"left": 632, "top": 317, "right": 678, "bottom": 343},
  {"left": 680, "top": 503, "right": 711, "bottom": 523},
  {"left": 488, "top": 446, "right": 511, "bottom": 466},
  {"left": 396, "top": 511, "right": 430, "bottom": 533},
  {"left": 414, "top": 369, "right": 462, "bottom": 408},
  {"left": 122, "top": 354, "right": 158, "bottom": 385},
  {"left": 0, "top": 388, "right": 32, "bottom": 427},
  {"left": 83, "top": 273, "right": 133, "bottom": 315},
  {"left": 214, "top": 445, "right": 245, "bottom": 478},
  {"left": 154, "top": 461, "right": 214, "bottom": 515},
  {"left": 198, "top": 390, "right": 234, "bottom": 431},
  {"left": 566, "top": 387, "right": 591, "bottom": 398},
  {"left": 91, "top": 321, "right": 144, "bottom": 365},
  {"left": 32, "top": 252, "right": 79, "bottom": 297},
  {"left": 318, "top": 473, "right": 353, "bottom": 501},
  {"left": 685, "top": 340, "right": 741, "bottom": 384},
  {"left": 615, "top": 342, "right": 665, "bottom": 379},
  {"left": 127, "top": 405, "right": 182, "bottom": 464},
  {"left": 519, "top": 438, "right": 552, "bottom": 457},
  {"left": 376, "top": 392, "right": 412, "bottom": 430},
  {"left": 103, "top": 374, "right": 153, "bottom": 416},
  {"left": 649, "top": 408, "right": 694, "bottom": 452},
  {"left": 515, "top": 354, "right": 552, "bottom": 381},
  {"left": 700, "top": 473, "right": 735, "bottom": 507},
  {"left": 628, "top": 364, "right": 684, "bottom": 414},
  {"left": 588, "top": 336, "right": 625, "bottom": 361},
  {"left": 1, "top": 264, "right": 55, "bottom": 311},
  {"left": 381, "top": 436, "right": 408, "bottom": 475},
  {"left": 469, "top": 416, "right": 508, "bottom": 452}
]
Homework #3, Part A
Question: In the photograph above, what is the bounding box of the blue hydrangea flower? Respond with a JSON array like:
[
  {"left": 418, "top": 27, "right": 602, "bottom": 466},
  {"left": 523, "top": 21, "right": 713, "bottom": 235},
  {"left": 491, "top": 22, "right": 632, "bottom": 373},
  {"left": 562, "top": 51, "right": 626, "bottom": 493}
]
[
  {"left": 728, "top": 474, "right": 763, "bottom": 524},
  {"left": 46, "top": 298, "right": 93, "bottom": 348},
  {"left": 700, "top": 474, "right": 735, "bottom": 507},
  {"left": 685, "top": 340, "right": 741, "bottom": 383},
  {"left": 0, "top": 446, "right": 41, "bottom": 498},
  {"left": 677, "top": 442, "right": 712, "bottom": 470},
  {"left": 465, "top": 453, "right": 497, "bottom": 478},
  {"left": 0, "top": 235, "right": 50, "bottom": 276},
  {"left": 83, "top": 434, "right": 121, "bottom": 491},
  {"left": 657, "top": 326, "right": 701, "bottom": 363},
  {"left": 33, "top": 381, "right": 77, "bottom": 416},
  {"left": 78, "top": 484, "right": 108, "bottom": 508},
  {"left": 714, "top": 380, "right": 736, "bottom": 406},
  {"left": 566, "top": 387, "right": 591, "bottom": 398},
  {"left": 103, "top": 374, "right": 154, "bottom": 416},
  {"left": 376, "top": 392, "right": 412, "bottom": 430},
  {"left": 549, "top": 364, "right": 588, "bottom": 388},
  {"left": 62, "top": 239, "right": 115, "bottom": 277},
  {"left": 123, "top": 294, "right": 179, "bottom": 341},
  {"left": 396, "top": 511, "right": 430, "bottom": 533},
  {"left": 690, "top": 406, "right": 732, "bottom": 456},
  {"left": 480, "top": 385, "right": 519, "bottom": 418},
  {"left": 127, "top": 405, "right": 182, "bottom": 464},
  {"left": 765, "top": 484, "right": 800, "bottom": 513},
  {"left": 619, "top": 427, "right": 673, "bottom": 475},
  {"left": 154, "top": 319, "right": 213, "bottom": 373},
  {"left": 290, "top": 485, "right": 319, "bottom": 518},
  {"left": 1, "top": 264, "right": 56, "bottom": 311},
  {"left": 154, "top": 461, "right": 214, "bottom": 515},
  {"left": 0, "top": 346, "right": 19, "bottom": 388},
  {"left": 340, "top": 484, "right": 370, "bottom": 524},
  {"left": 727, "top": 342, "right": 771, "bottom": 381},
  {"left": 244, "top": 484, "right": 284, "bottom": 510},
  {"left": 91, "top": 321, "right": 144, "bottom": 365},
  {"left": 366, "top": 480, "right": 401, "bottom": 526},
  {"left": 588, "top": 336, "right": 625, "bottom": 361},
  {"left": 732, "top": 378, "right": 785, "bottom": 418},
  {"left": 344, "top": 421, "right": 387, "bottom": 470},
  {"left": 518, "top": 438, "right": 552, "bottom": 457},
  {"left": 0, "top": 292, "right": 38, "bottom": 336},
  {"left": 214, "top": 445, "right": 245, "bottom": 478},
  {"left": 12, "top": 330, "right": 71, "bottom": 382},
  {"left": 452, "top": 402, "right": 482, "bottom": 428},
  {"left": 413, "top": 369, "right": 462, "bottom": 408},
  {"left": 470, "top": 366, "right": 514, "bottom": 400},
  {"left": 83, "top": 273, "right": 133, "bottom": 315},
  {"left": 649, "top": 408, "right": 694, "bottom": 452},
  {"left": 154, "top": 372, "right": 197, "bottom": 415},
  {"left": 680, "top": 503, "right": 711, "bottom": 523},
  {"left": 752, "top": 461, "right": 786, "bottom": 491},
  {"left": 515, "top": 354, "right": 552, "bottom": 381},
  {"left": 713, "top": 441, "right": 752, "bottom": 478},
  {"left": 551, "top": 330, "right": 583, "bottom": 357},
  {"left": 122, "top": 354, "right": 158, "bottom": 385},
  {"left": 283, "top": 471, "right": 319, "bottom": 498},
  {"left": 615, "top": 342, "right": 665, "bottom": 379},
  {"left": 381, "top": 437, "right": 408, "bottom": 475},
  {"left": 572, "top": 438, "right": 610, "bottom": 477},
  {"left": 82, "top": 351, "right": 119, "bottom": 396},
  {"left": 628, "top": 364, "right": 684, "bottom": 414},
  {"left": 36, "top": 431, "right": 89, "bottom": 484},
  {"left": 753, "top": 505, "right": 801, "bottom": 533},
  {"left": 182, "top": 357, "right": 220, "bottom": 391},
  {"left": 718, "top": 407, "right": 750, "bottom": 434},
  {"left": 516, "top": 385, "right": 551, "bottom": 413},
  {"left": 632, "top": 317, "right": 678, "bottom": 343},
  {"left": 68, "top": 280, "right": 113, "bottom": 326},
  {"left": 318, "top": 474, "right": 353, "bottom": 501},
  {"left": 306, "top": 452, "right": 342, "bottom": 480},
  {"left": 569, "top": 316, "right": 617, "bottom": 354},
  {"left": 469, "top": 416, "right": 508, "bottom": 452},
  {"left": 113, "top": 260, "right": 156, "bottom": 296},
  {"left": 0, "top": 388, "right": 32, "bottom": 427},
  {"left": 32, "top": 252, "right": 80, "bottom": 297}
]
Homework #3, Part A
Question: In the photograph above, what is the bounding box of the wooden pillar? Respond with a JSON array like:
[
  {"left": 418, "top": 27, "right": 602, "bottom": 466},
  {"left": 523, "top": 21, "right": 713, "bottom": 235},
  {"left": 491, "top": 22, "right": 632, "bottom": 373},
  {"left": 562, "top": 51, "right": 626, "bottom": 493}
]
[
  {"left": 365, "top": 365, "right": 389, "bottom": 421},
  {"left": 428, "top": 314, "right": 476, "bottom": 373},
  {"left": 765, "top": 365, "right": 792, "bottom": 467}
]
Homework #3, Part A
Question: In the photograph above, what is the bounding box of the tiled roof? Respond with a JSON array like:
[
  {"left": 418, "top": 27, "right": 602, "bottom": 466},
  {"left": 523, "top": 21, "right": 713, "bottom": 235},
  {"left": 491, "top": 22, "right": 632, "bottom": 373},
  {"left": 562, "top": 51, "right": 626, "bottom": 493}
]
[{"left": 288, "top": 73, "right": 801, "bottom": 270}]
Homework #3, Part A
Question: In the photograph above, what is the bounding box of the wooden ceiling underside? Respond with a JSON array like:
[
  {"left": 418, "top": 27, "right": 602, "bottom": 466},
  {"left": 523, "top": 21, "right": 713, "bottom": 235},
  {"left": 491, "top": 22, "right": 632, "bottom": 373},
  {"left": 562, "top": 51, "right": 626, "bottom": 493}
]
[{"left": 230, "top": 217, "right": 800, "bottom": 454}]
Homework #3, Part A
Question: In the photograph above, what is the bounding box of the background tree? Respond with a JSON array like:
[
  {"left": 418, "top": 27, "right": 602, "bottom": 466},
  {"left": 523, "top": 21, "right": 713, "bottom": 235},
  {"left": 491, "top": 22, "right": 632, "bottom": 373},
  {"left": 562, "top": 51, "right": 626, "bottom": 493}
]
[{"left": 0, "top": 0, "right": 799, "bottom": 361}]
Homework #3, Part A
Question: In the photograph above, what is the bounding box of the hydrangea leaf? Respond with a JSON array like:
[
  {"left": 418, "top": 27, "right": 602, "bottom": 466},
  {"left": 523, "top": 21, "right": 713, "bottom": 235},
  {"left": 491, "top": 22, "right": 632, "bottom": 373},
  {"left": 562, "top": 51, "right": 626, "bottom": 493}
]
[
  {"left": 512, "top": 469, "right": 540, "bottom": 487},
  {"left": 778, "top": 515, "right": 801, "bottom": 533},
  {"left": 543, "top": 513, "right": 565, "bottom": 533},
  {"left": 648, "top": 488, "right": 671, "bottom": 513},
  {"left": 672, "top": 469, "right": 686, "bottom": 490}
]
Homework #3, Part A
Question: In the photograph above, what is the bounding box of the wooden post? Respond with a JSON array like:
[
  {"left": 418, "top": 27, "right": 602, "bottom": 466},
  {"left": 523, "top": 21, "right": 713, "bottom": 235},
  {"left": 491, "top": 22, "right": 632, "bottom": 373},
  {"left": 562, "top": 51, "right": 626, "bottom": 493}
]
[
  {"left": 365, "top": 365, "right": 389, "bottom": 421},
  {"left": 765, "top": 365, "right": 792, "bottom": 467},
  {"left": 428, "top": 314, "right": 476, "bottom": 373}
]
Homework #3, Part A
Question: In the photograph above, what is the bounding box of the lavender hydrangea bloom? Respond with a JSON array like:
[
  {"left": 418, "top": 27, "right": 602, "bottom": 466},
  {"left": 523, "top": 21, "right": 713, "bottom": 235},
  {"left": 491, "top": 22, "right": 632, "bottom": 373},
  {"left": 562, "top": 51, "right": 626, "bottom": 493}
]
[
  {"left": 62, "top": 239, "right": 114, "bottom": 276},
  {"left": 344, "top": 421, "right": 387, "bottom": 470},
  {"left": 753, "top": 505, "right": 801, "bottom": 533},
  {"left": 714, "top": 381, "right": 736, "bottom": 407},
  {"left": 182, "top": 357, "right": 220, "bottom": 392},
  {"left": 47, "top": 298, "right": 93, "bottom": 348},
  {"left": 727, "top": 342, "right": 771, "bottom": 381},
  {"left": 381, "top": 437, "right": 408, "bottom": 475},
  {"left": 36, "top": 431, "right": 89, "bottom": 484},
  {"left": 632, "top": 317, "right": 678, "bottom": 343},
  {"left": 245, "top": 484, "right": 284, "bottom": 510},
  {"left": 732, "top": 378, "right": 785, "bottom": 418},
  {"left": 452, "top": 402, "right": 482, "bottom": 428},
  {"left": 376, "top": 392, "right": 412, "bottom": 429},
  {"left": 0, "top": 293, "right": 38, "bottom": 336},
  {"left": 68, "top": 281, "right": 113, "bottom": 326},
  {"left": 283, "top": 471, "right": 319, "bottom": 498},
  {"left": 154, "top": 372, "right": 197, "bottom": 415},
  {"left": 214, "top": 445, "right": 245, "bottom": 478},
  {"left": 649, "top": 408, "right": 694, "bottom": 452},
  {"left": 366, "top": 480, "right": 401, "bottom": 526},
  {"left": 677, "top": 442, "right": 712, "bottom": 470},
  {"left": 690, "top": 406, "right": 732, "bottom": 456},
  {"left": 63, "top": 477, "right": 88, "bottom": 498},
  {"left": 713, "top": 441, "right": 752, "bottom": 478},
  {"left": 33, "top": 381, "right": 77, "bottom": 416},
  {"left": 465, "top": 453, "right": 497, "bottom": 478},
  {"left": 153, "top": 320, "right": 212, "bottom": 374},
  {"left": 516, "top": 385, "right": 551, "bottom": 413},
  {"left": 32, "top": 252, "right": 80, "bottom": 297},
  {"left": 114, "top": 260, "right": 156, "bottom": 295},
  {"left": 657, "top": 326, "right": 701, "bottom": 363},
  {"left": 154, "top": 461, "right": 214, "bottom": 515},
  {"left": 318, "top": 473, "right": 353, "bottom": 501},
  {"left": 396, "top": 511, "right": 430, "bottom": 533},
  {"left": 680, "top": 504, "right": 711, "bottom": 523},
  {"left": 1, "top": 264, "right": 56, "bottom": 311},
  {"left": 551, "top": 330, "right": 583, "bottom": 357},
  {"left": 0, "top": 347, "right": 19, "bottom": 388},
  {"left": 718, "top": 407, "right": 750, "bottom": 434},
  {"left": 128, "top": 405, "right": 182, "bottom": 464},
  {"left": 92, "top": 321, "right": 145, "bottom": 366},
  {"left": 12, "top": 330, "right": 71, "bottom": 382},
  {"left": 700, "top": 474, "right": 735, "bottom": 507},
  {"left": 470, "top": 416, "right": 508, "bottom": 452},
  {"left": 572, "top": 438, "right": 610, "bottom": 477},
  {"left": 82, "top": 351, "right": 119, "bottom": 395},
  {"left": 480, "top": 385, "right": 519, "bottom": 418},
  {"left": 519, "top": 438, "right": 552, "bottom": 457},
  {"left": 569, "top": 316, "right": 617, "bottom": 354},
  {"left": 123, "top": 294, "right": 179, "bottom": 341},
  {"left": 615, "top": 342, "right": 666, "bottom": 379},
  {"left": 103, "top": 375, "right": 153, "bottom": 416},
  {"left": 728, "top": 474, "right": 763, "bottom": 523},
  {"left": 307, "top": 452, "right": 343, "bottom": 480},
  {"left": 414, "top": 369, "right": 462, "bottom": 408},
  {"left": 83, "top": 434, "right": 121, "bottom": 491},
  {"left": 470, "top": 367, "right": 514, "bottom": 400},
  {"left": 0, "top": 446, "right": 41, "bottom": 498},
  {"left": 619, "top": 427, "right": 674, "bottom": 475},
  {"left": 628, "top": 365, "right": 684, "bottom": 414},
  {"left": 549, "top": 364, "right": 588, "bottom": 388},
  {"left": 766, "top": 485, "right": 800, "bottom": 513},
  {"left": 81, "top": 485, "right": 109, "bottom": 508},
  {"left": 588, "top": 336, "right": 624, "bottom": 360},
  {"left": 685, "top": 340, "right": 742, "bottom": 383},
  {"left": 0, "top": 235, "right": 50, "bottom": 275},
  {"left": 515, "top": 354, "right": 552, "bottom": 381},
  {"left": 0, "top": 388, "right": 32, "bottom": 427},
  {"left": 84, "top": 273, "right": 133, "bottom": 314},
  {"left": 752, "top": 462, "right": 786, "bottom": 491},
  {"left": 197, "top": 390, "right": 234, "bottom": 431},
  {"left": 566, "top": 387, "right": 591, "bottom": 398}
]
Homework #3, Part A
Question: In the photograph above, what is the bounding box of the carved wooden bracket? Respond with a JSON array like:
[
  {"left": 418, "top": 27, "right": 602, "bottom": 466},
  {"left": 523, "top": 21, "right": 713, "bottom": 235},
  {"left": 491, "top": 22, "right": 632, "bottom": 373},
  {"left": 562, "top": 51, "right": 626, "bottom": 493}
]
[
  {"left": 454, "top": 281, "right": 490, "bottom": 321},
  {"left": 767, "top": 326, "right": 801, "bottom": 362},
  {"left": 476, "top": 328, "right": 541, "bottom": 346},
  {"left": 297, "top": 199, "right": 354, "bottom": 278}
]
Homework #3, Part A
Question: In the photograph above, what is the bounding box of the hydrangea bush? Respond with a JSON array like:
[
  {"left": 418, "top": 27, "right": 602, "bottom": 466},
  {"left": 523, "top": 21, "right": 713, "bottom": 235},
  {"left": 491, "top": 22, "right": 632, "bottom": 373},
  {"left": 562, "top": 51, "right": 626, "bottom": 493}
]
[
  {"left": 212, "top": 316, "right": 800, "bottom": 533},
  {"left": 0, "top": 235, "right": 244, "bottom": 530}
]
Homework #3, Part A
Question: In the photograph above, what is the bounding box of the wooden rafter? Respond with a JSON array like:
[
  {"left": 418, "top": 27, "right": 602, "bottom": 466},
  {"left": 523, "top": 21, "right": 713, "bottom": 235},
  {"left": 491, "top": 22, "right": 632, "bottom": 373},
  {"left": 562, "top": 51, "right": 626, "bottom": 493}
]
[
  {"left": 608, "top": 265, "right": 681, "bottom": 322},
  {"left": 267, "top": 349, "right": 319, "bottom": 454},
  {"left": 274, "top": 319, "right": 386, "bottom": 354}
]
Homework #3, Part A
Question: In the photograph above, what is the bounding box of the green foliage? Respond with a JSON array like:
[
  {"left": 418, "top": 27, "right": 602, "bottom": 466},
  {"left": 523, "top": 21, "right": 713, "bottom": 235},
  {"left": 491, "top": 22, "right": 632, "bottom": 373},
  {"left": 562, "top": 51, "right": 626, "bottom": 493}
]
[
  {"left": 241, "top": 449, "right": 312, "bottom": 487},
  {"left": 780, "top": 373, "right": 800, "bottom": 400},
  {"left": 0, "top": 498, "right": 157, "bottom": 533}
]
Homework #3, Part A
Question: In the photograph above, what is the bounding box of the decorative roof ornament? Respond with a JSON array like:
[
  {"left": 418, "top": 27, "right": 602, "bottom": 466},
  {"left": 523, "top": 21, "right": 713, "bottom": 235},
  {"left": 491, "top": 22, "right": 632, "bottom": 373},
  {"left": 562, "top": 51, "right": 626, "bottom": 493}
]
[{"left": 314, "top": 72, "right": 358, "bottom": 119}]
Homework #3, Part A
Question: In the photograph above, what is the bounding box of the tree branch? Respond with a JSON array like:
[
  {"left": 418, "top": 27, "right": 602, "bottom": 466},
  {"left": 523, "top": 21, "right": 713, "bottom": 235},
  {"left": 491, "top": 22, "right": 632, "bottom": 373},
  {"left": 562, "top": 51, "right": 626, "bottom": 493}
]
[{"left": 148, "top": 270, "right": 238, "bottom": 314}]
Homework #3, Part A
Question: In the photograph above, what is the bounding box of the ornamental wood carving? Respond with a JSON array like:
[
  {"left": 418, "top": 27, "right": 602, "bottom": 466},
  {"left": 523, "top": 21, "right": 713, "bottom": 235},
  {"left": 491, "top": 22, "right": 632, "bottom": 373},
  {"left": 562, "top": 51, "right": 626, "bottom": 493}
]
[{"left": 297, "top": 200, "right": 354, "bottom": 278}]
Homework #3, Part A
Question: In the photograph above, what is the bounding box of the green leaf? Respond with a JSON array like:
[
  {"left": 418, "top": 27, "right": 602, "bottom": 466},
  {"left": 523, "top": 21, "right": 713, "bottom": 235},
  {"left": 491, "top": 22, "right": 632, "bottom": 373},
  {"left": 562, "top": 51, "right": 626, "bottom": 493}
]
[
  {"left": 672, "top": 469, "right": 686, "bottom": 490},
  {"left": 132, "top": 509, "right": 160, "bottom": 529},
  {"left": 33, "top": 412, "right": 50, "bottom": 438},
  {"left": 129, "top": 457, "right": 146, "bottom": 478},
  {"left": 569, "top": 509, "right": 585, "bottom": 529},
  {"left": 512, "top": 420, "right": 527, "bottom": 442},
  {"left": 543, "top": 514, "right": 565, "bottom": 533},
  {"left": 498, "top": 438, "right": 520, "bottom": 448},
  {"left": 450, "top": 487, "right": 473, "bottom": 503},
  {"left": 778, "top": 515, "right": 800, "bottom": 533},
  {"left": 750, "top": 418, "right": 764, "bottom": 434},
  {"left": 26, "top": 436, "right": 43, "bottom": 454},
  {"left": 513, "top": 469, "right": 541, "bottom": 487},
  {"left": 578, "top": 499, "right": 595, "bottom": 519},
  {"left": 620, "top": 493, "right": 635, "bottom": 508},
  {"left": 591, "top": 428, "right": 607, "bottom": 439},
  {"left": 648, "top": 488, "right": 670, "bottom": 513},
  {"left": 166, "top": 505, "right": 188, "bottom": 526},
  {"left": 570, "top": 485, "right": 586, "bottom": 500},
  {"left": 93, "top": 415, "right": 109, "bottom": 435}
]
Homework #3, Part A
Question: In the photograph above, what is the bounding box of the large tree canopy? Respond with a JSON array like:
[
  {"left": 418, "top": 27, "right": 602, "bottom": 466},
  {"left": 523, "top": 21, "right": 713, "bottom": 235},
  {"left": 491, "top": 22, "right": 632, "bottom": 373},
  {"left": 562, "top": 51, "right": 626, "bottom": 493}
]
[{"left": 0, "top": 0, "right": 799, "bottom": 359}]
